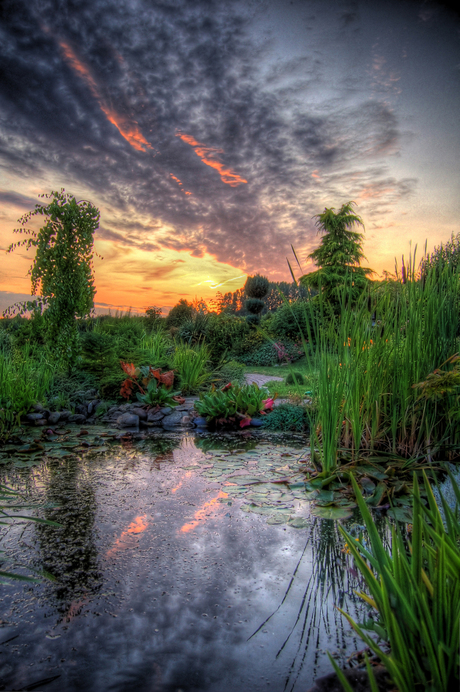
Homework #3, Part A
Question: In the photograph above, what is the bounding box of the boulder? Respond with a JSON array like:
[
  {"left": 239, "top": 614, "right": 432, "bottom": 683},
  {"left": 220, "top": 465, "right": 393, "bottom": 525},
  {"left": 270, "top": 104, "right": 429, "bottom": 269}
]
[
  {"left": 58, "top": 410, "right": 71, "bottom": 420},
  {"left": 193, "top": 416, "right": 208, "bottom": 427},
  {"left": 160, "top": 407, "right": 172, "bottom": 415},
  {"left": 117, "top": 412, "right": 139, "bottom": 428},
  {"left": 131, "top": 407, "right": 148, "bottom": 420},
  {"left": 68, "top": 414, "right": 87, "bottom": 424},
  {"left": 75, "top": 404, "right": 88, "bottom": 416},
  {"left": 250, "top": 418, "right": 264, "bottom": 427},
  {"left": 162, "top": 410, "right": 187, "bottom": 427},
  {"left": 147, "top": 410, "right": 164, "bottom": 423},
  {"left": 25, "top": 412, "right": 44, "bottom": 422},
  {"left": 87, "top": 399, "right": 100, "bottom": 415},
  {"left": 48, "top": 411, "right": 61, "bottom": 425}
]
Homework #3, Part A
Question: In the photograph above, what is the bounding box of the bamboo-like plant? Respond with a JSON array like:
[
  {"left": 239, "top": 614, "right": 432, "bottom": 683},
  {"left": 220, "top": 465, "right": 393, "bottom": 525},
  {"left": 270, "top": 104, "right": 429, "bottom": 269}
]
[{"left": 335, "top": 473, "right": 460, "bottom": 692}]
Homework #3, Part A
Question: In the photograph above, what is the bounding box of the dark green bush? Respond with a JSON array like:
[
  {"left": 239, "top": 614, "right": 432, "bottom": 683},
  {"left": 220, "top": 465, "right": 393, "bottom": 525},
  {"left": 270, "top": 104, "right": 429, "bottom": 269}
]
[
  {"left": 269, "top": 301, "right": 313, "bottom": 341},
  {"left": 46, "top": 370, "right": 99, "bottom": 409},
  {"left": 165, "top": 299, "right": 195, "bottom": 329},
  {"left": 178, "top": 312, "right": 209, "bottom": 345},
  {"left": 245, "top": 275, "right": 270, "bottom": 299},
  {"left": 205, "top": 314, "right": 250, "bottom": 361},
  {"left": 99, "top": 372, "right": 125, "bottom": 401},
  {"left": 285, "top": 371, "right": 306, "bottom": 385},
  {"left": 241, "top": 339, "right": 303, "bottom": 366},
  {"left": 213, "top": 360, "right": 246, "bottom": 388},
  {"left": 262, "top": 404, "right": 308, "bottom": 432},
  {"left": 80, "top": 332, "right": 117, "bottom": 376}
]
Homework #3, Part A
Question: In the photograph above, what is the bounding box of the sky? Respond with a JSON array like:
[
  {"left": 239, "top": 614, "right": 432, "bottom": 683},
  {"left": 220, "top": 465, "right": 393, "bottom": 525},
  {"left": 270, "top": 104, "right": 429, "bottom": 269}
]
[{"left": 0, "top": 0, "right": 459, "bottom": 315}]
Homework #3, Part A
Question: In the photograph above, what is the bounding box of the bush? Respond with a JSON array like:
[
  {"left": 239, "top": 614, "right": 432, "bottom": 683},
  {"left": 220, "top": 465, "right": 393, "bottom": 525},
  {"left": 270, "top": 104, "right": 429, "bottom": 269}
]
[
  {"left": 205, "top": 314, "right": 250, "bottom": 361},
  {"left": 99, "top": 372, "right": 125, "bottom": 401},
  {"left": 213, "top": 360, "right": 246, "bottom": 388},
  {"left": 262, "top": 404, "right": 308, "bottom": 432},
  {"left": 165, "top": 299, "right": 195, "bottom": 329},
  {"left": 79, "top": 332, "right": 117, "bottom": 376},
  {"left": 241, "top": 339, "right": 303, "bottom": 366},
  {"left": 285, "top": 371, "right": 306, "bottom": 385},
  {"left": 270, "top": 300, "right": 317, "bottom": 341}
]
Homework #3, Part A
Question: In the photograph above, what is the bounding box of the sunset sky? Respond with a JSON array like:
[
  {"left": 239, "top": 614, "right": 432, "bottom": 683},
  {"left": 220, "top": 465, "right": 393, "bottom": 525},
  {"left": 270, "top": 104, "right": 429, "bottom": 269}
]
[{"left": 0, "top": 0, "right": 459, "bottom": 314}]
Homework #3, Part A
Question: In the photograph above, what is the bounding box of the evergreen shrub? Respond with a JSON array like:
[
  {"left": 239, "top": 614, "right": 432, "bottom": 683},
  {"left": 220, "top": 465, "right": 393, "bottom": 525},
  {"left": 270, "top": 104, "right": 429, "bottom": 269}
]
[{"left": 262, "top": 404, "right": 308, "bottom": 432}]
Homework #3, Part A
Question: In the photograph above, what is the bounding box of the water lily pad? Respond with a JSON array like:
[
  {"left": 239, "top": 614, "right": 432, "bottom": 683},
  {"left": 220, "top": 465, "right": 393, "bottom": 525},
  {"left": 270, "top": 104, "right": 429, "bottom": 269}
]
[
  {"left": 387, "top": 507, "right": 413, "bottom": 522},
  {"left": 287, "top": 517, "right": 310, "bottom": 529},
  {"left": 266, "top": 515, "right": 291, "bottom": 525},
  {"left": 311, "top": 506, "right": 353, "bottom": 520},
  {"left": 355, "top": 465, "right": 388, "bottom": 480}
]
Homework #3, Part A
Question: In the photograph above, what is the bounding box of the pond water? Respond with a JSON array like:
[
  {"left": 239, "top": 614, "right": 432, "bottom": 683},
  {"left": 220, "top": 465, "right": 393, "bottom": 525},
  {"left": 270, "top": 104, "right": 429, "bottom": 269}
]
[{"left": 0, "top": 430, "right": 369, "bottom": 692}]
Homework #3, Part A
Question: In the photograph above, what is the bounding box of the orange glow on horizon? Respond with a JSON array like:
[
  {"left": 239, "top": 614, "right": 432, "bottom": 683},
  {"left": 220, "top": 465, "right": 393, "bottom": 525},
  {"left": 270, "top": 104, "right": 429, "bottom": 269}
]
[
  {"left": 59, "top": 41, "right": 152, "bottom": 153},
  {"left": 176, "top": 132, "right": 247, "bottom": 187},
  {"left": 106, "top": 514, "right": 149, "bottom": 557},
  {"left": 180, "top": 491, "right": 228, "bottom": 533}
]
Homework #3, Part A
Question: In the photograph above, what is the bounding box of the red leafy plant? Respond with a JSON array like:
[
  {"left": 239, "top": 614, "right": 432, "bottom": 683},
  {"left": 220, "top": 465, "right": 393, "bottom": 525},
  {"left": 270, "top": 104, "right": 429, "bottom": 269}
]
[{"left": 120, "top": 362, "right": 185, "bottom": 406}]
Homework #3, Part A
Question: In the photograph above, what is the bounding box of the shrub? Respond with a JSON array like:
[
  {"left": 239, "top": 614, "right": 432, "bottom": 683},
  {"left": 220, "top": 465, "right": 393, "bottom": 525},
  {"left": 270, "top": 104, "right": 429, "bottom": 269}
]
[
  {"left": 270, "top": 300, "right": 315, "bottom": 341},
  {"left": 213, "top": 360, "right": 246, "bottom": 388},
  {"left": 262, "top": 404, "right": 308, "bottom": 432},
  {"left": 205, "top": 314, "right": 250, "bottom": 361},
  {"left": 79, "top": 332, "right": 117, "bottom": 376},
  {"left": 241, "top": 339, "right": 303, "bottom": 366},
  {"left": 178, "top": 312, "right": 209, "bottom": 345},
  {"left": 172, "top": 343, "right": 212, "bottom": 394},
  {"left": 99, "top": 372, "right": 125, "bottom": 401},
  {"left": 285, "top": 371, "right": 306, "bottom": 385},
  {"left": 245, "top": 274, "right": 269, "bottom": 326},
  {"left": 165, "top": 299, "right": 195, "bottom": 329}
]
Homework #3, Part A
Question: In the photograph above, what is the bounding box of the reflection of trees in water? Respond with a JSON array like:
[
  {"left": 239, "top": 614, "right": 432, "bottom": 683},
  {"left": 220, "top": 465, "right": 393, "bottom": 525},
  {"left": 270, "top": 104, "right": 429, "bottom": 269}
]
[
  {"left": 249, "top": 517, "right": 366, "bottom": 691},
  {"left": 35, "top": 460, "right": 101, "bottom": 615}
]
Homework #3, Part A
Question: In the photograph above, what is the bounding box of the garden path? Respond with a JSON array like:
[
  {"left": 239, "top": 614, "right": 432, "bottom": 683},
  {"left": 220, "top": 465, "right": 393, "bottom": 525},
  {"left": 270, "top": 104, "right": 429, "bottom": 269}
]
[{"left": 244, "top": 372, "right": 284, "bottom": 387}]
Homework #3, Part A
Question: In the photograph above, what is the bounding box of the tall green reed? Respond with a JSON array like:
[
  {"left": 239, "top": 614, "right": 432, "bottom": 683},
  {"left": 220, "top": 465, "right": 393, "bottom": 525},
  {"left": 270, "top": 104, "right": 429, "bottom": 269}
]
[
  {"left": 335, "top": 472, "right": 460, "bottom": 692},
  {"left": 172, "top": 342, "right": 212, "bottom": 394},
  {"left": 295, "top": 250, "right": 459, "bottom": 473}
]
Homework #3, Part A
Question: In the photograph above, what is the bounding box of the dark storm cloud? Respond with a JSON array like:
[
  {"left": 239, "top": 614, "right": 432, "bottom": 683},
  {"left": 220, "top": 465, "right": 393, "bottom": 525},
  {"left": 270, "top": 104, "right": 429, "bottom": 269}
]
[
  {"left": 0, "top": 189, "right": 38, "bottom": 209},
  {"left": 0, "top": 0, "right": 426, "bottom": 276}
]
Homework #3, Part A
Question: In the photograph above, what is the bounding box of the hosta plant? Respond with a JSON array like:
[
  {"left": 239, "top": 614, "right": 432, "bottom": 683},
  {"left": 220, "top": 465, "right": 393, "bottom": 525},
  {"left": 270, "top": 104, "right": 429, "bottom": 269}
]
[{"left": 195, "top": 382, "right": 276, "bottom": 427}]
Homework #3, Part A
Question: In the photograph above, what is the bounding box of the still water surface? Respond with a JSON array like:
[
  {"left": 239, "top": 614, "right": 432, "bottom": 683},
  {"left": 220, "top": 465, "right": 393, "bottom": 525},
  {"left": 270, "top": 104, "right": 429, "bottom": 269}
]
[{"left": 0, "top": 431, "right": 367, "bottom": 692}]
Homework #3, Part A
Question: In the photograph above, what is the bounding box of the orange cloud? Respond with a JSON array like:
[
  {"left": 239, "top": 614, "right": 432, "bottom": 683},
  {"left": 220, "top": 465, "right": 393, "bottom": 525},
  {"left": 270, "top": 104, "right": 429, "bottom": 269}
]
[
  {"left": 180, "top": 491, "right": 228, "bottom": 533},
  {"left": 170, "top": 173, "right": 192, "bottom": 196},
  {"left": 176, "top": 132, "right": 247, "bottom": 187},
  {"left": 59, "top": 41, "right": 152, "bottom": 153},
  {"left": 106, "top": 514, "right": 149, "bottom": 557}
]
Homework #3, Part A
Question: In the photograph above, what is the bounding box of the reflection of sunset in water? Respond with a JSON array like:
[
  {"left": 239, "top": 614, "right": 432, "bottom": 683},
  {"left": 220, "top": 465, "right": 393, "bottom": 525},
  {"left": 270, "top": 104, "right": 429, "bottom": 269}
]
[
  {"left": 106, "top": 515, "right": 149, "bottom": 557},
  {"left": 180, "top": 491, "right": 228, "bottom": 533},
  {"left": 171, "top": 471, "right": 192, "bottom": 494}
]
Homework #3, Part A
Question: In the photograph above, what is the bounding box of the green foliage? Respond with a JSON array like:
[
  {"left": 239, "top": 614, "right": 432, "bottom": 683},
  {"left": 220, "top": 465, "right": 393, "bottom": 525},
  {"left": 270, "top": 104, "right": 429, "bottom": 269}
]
[
  {"left": 241, "top": 339, "right": 303, "bottom": 367},
  {"left": 204, "top": 314, "right": 250, "bottom": 361},
  {"left": 262, "top": 403, "right": 308, "bottom": 431},
  {"left": 338, "top": 473, "right": 460, "bottom": 692},
  {"left": 300, "top": 201, "right": 372, "bottom": 305},
  {"left": 245, "top": 274, "right": 270, "bottom": 299},
  {"left": 172, "top": 343, "right": 212, "bottom": 394},
  {"left": 145, "top": 305, "right": 162, "bottom": 327},
  {"left": 195, "top": 382, "right": 273, "bottom": 425},
  {"left": 135, "top": 330, "right": 171, "bottom": 369},
  {"left": 79, "top": 331, "right": 117, "bottom": 376},
  {"left": 99, "top": 372, "right": 125, "bottom": 401},
  {"left": 5, "top": 190, "right": 100, "bottom": 366},
  {"left": 0, "top": 345, "right": 54, "bottom": 438},
  {"left": 213, "top": 360, "right": 246, "bottom": 388},
  {"left": 270, "top": 300, "right": 319, "bottom": 341},
  {"left": 46, "top": 369, "right": 99, "bottom": 410},
  {"left": 178, "top": 312, "right": 210, "bottom": 345},
  {"left": 135, "top": 377, "right": 181, "bottom": 407},
  {"left": 244, "top": 274, "right": 269, "bottom": 325},
  {"left": 165, "top": 299, "right": 195, "bottom": 329},
  {"left": 285, "top": 371, "right": 306, "bottom": 385}
]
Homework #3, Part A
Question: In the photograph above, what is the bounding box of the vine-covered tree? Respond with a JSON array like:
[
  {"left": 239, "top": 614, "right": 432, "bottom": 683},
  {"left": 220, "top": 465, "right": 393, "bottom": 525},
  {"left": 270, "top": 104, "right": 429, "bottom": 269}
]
[
  {"left": 6, "top": 189, "right": 100, "bottom": 365},
  {"left": 300, "top": 201, "right": 372, "bottom": 305}
]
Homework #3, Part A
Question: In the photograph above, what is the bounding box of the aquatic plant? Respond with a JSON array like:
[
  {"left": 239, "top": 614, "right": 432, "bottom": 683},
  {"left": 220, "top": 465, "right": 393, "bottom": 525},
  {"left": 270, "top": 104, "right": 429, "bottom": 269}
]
[
  {"left": 336, "top": 473, "right": 460, "bottom": 692},
  {"left": 195, "top": 382, "right": 276, "bottom": 426},
  {"left": 289, "top": 247, "right": 460, "bottom": 474},
  {"left": 120, "top": 362, "right": 181, "bottom": 406}
]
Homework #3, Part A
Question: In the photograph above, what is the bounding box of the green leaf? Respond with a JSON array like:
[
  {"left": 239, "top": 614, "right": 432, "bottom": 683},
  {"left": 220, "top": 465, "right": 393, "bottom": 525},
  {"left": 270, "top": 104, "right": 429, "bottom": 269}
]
[{"left": 311, "top": 506, "right": 353, "bottom": 520}]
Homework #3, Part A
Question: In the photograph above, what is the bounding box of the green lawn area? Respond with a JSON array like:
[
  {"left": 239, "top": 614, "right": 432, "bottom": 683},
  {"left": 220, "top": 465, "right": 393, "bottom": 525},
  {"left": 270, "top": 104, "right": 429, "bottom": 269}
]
[{"left": 243, "top": 357, "right": 319, "bottom": 399}]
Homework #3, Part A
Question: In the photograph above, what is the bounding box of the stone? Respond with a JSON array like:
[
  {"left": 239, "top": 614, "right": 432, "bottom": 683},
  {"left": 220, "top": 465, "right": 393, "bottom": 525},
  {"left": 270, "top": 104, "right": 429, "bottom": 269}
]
[
  {"left": 35, "top": 418, "right": 48, "bottom": 426},
  {"left": 147, "top": 410, "right": 164, "bottom": 423},
  {"left": 194, "top": 416, "right": 208, "bottom": 427},
  {"left": 68, "top": 414, "right": 87, "bottom": 424},
  {"left": 87, "top": 399, "right": 100, "bottom": 415},
  {"left": 108, "top": 406, "right": 118, "bottom": 414},
  {"left": 33, "top": 403, "right": 45, "bottom": 412},
  {"left": 160, "top": 407, "right": 172, "bottom": 415},
  {"left": 48, "top": 411, "right": 61, "bottom": 425},
  {"left": 59, "top": 410, "right": 71, "bottom": 420},
  {"left": 117, "top": 413, "right": 139, "bottom": 428},
  {"left": 132, "top": 407, "right": 147, "bottom": 420},
  {"left": 26, "top": 412, "right": 44, "bottom": 422},
  {"left": 75, "top": 404, "right": 88, "bottom": 416},
  {"left": 162, "top": 410, "right": 185, "bottom": 427},
  {"left": 250, "top": 418, "right": 264, "bottom": 427},
  {"left": 84, "top": 389, "right": 97, "bottom": 399}
]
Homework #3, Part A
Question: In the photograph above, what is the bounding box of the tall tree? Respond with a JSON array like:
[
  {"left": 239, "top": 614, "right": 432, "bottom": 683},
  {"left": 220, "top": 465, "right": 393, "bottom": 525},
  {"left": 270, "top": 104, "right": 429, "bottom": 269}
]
[
  {"left": 6, "top": 189, "right": 100, "bottom": 366},
  {"left": 300, "top": 201, "right": 372, "bottom": 305}
]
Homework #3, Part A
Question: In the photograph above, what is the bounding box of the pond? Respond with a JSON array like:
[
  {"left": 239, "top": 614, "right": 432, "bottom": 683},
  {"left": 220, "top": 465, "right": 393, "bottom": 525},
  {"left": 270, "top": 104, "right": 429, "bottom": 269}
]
[{"left": 0, "top": 429, "right": 370, "bottom": 692}]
